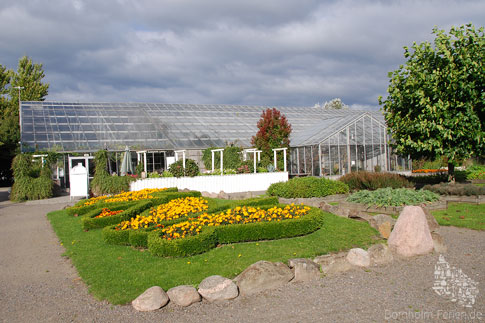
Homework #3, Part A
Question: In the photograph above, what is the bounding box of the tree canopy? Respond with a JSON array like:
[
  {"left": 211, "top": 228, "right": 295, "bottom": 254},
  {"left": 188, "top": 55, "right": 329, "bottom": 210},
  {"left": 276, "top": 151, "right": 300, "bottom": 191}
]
[
  {"left": 0, "top": 56, "right": 49, "bottom": 185},
  {"left": 251, "top": 108, "right": 292, "bottom": 169},
  {"left": 379, "top": 24, "right": 484, "bottom": 177}
]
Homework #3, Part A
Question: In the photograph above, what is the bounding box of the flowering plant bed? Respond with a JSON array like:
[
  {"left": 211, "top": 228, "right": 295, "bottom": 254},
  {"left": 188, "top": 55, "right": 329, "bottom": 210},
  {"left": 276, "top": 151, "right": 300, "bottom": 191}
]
[
  {"left": 102, "top": 196, "right": 280, "bottom": 248},
  {"left": 412, "top": 169, "right": 447, "bottom": 174},
  {"left": 68, "top": 187, "right": 178, "bottom": 216},
  {"left": 147, "top": 205, "right": 325, "bottom": 257},
  {"left": 80, "top": 191, "right": 203, "bottom": 230}
]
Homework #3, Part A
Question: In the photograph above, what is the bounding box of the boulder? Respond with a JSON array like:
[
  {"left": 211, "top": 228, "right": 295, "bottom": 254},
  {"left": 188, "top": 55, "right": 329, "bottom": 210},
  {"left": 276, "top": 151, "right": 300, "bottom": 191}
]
[
  {"left": 388, "top": 206, "right": 434, "bottom": 257},
  {"left": 167, "top": 285, "right": 201, "bottom": 307},
  {"left": 369, "top": 214, "right": 396, "bottom": 239},
  {"left": 198, "top": 275, "right": 238, "bottom": 302},
  {"left": 421, "top": 206, "right": 440, "bottom": 232},
  {"left": 234, "top": 261, "right": 294, "bottom": 296},
  {"left": 368, "top": 244, "right": 393, "bottom": 265},
  {"left": 431, "top": 232, "right": 447, "bottom": 253},
  {"left": 132, "top": 286, "right": 169, "bottom": 311},
  {"left": 314, "top": 253, "right": 354, "bottom": 275},
  {"left": 218, "top": 191, "right": 229, "bottom": 200},
  {"left": 288, "top": 258, "right": 321, "bottom": 282},
  {"left": 346, "top": 248, "right": 370, "bottom": 267},
  {"left": 201, "top": 191, "right": 219, "bottom": 199}
]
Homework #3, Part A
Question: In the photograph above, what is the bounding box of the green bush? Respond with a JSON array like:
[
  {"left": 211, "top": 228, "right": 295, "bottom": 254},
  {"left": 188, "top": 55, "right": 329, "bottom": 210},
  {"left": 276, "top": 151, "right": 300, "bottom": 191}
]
[
  {"left": 267, "top": 177, "right": 349, "bottom": 198},
  {"left": 423, "top": 183, "right": 485, "bottom": 196},
  {"left": 10, "top": 154, "right": 54, "bottom": 201},
  {"left": 90, "top": 175, "right": 135, "bottom": 196},
  {"left": 102, "top": 224, "right": 131, "bottom": 245},
  {"left": 162, "top": 170, "right": 174, "bottom": 177},
  {"left": 466, "top": 165, "right": 485, "bottom": 180},
  {"left": 148, "top": 207, "right": 324, "bottom": 257},
  {"left": 347, "top": 188, "right": 440, "bottom": 207},
  {"left": 339, "top": 171, "right": 413, "bottom": 191},
  {"left": 237, "top": 160, "right": 253, "bottom": 174},
  {"left": 405, "top": 173, "right": 448, "bottom": 185},
  {"left": 202, "top": 146, "right": 242, "bottom": 171},
  {"left": 169, "top": 159, "right": 199, "bottom": 177}
]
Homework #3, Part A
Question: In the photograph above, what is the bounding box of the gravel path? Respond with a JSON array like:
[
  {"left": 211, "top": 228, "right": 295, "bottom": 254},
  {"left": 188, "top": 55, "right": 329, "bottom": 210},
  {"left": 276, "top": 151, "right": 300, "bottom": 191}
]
[{"left": 0, "top": 193, "right": 483, "bottom": 322}]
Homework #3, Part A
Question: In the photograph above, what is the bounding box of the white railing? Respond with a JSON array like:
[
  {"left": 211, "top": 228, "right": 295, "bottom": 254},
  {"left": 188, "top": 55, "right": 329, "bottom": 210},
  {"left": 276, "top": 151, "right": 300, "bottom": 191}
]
[{"left": 130, "top": 172, "right": 289, "bottom": 194}]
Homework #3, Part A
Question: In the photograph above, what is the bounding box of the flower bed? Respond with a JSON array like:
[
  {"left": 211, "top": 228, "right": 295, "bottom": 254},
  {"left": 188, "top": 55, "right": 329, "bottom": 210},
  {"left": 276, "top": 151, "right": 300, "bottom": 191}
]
[
  {"left": 68, "top": 187, "right": 178, "bottom": 216},
  {"left": 147, "top": 206, "right": 325, "bottom": 257},
  {"left": 80, "top": 191, "right": 203, "bottom": 230},
  {"left": 412, "top": 169, "right": 447, "bottom": 174},
  {"left": 102, "top": 196, "right": 282, "bottom": 248}
]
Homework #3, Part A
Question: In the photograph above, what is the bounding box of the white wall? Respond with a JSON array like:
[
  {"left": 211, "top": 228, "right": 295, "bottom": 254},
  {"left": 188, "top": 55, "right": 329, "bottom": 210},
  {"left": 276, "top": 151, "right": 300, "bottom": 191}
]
[{"left": 130, "top": 172, "right": 289, "bottom": 194}]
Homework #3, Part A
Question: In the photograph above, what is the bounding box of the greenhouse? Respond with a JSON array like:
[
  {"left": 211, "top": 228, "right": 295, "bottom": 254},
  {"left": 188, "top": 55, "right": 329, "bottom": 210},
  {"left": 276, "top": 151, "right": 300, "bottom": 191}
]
[{"left": 19, "top": 101, "right": 410, "bottom": 176}]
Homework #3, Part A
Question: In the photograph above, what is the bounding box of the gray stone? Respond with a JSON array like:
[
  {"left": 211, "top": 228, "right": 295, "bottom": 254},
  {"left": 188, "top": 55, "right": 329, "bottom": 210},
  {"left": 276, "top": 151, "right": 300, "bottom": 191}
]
[
  {"left": 234, "top": 261, "right": 294, "bottom": 296},
  {"left": 346, "top": 248, "right": 370, "bottom": 267},
  {"left": 218, "top": 191, "right": 229, "bottom": 200},
  {"left": 388, "top": 206, "right": 434, "bottom": 257},
  {"left": 348, "top": 211, "right": 372, "bottom": 222},
  {"left": 198, "top": 275, "right": 238, "bottom": 302},
  {"left": 167, "top": 285, "right": 201, "bottom": 307},
  {"left": 369, "top": 214, "right": 396, "bottom": 230},
  {"left": 314, "top": 253, "right": 354, "bottom": 275},
  {"left": 431, "top": 232, "right": 448, "bottom": 253},
  {"left": 201, "top": 191, "right": 219, "bottom": 198},
  {"left": 132, "top": 286, "right": 169, "bottom": 311},
  {"left": 368, "top": 244, "right": 394, "bottom": 265},
  {"left": 288, "top": 258, "right": 321, "bottom": 282}
]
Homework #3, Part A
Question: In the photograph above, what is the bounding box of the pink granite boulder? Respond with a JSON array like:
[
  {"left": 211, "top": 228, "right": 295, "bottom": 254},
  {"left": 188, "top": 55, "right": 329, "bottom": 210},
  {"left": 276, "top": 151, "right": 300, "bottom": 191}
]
[{"left": 388, "top": 206, "right": 434, "bottom": 257}]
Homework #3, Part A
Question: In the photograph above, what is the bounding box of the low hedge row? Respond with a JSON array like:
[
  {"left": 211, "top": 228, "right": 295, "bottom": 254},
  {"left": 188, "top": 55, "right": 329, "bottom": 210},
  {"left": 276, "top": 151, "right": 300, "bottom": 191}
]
[
  {"left": 423, "top": 183, "right": 485, "bottom": 196},
  {"left": 339, "top": 171, "right": 412, "bottom": 191},
  {"left": 102, "top": 196, "right": 280, "bottom": 248},
  {"left": 81, "top": 191, "right": 202, "bottom": 230},
  {"left": 267, "top": 177, "right": 349, "bottom": 198},
  {"left": 148, "top": 207, "right": 325, "bottom": 257}
]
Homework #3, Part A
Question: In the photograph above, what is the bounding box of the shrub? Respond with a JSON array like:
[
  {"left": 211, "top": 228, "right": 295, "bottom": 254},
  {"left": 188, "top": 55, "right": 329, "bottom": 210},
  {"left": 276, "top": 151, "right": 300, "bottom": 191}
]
[
  {"left": 169, "top": 159, "right": 199, "bottom": 177},
  {"left": 162, "top": 170, "right": 174, "bottom": 177},
  {"left": 237, "top": 160, "right": 253, "bottom": 174},
  {"left": 202, "top": 146, "right": 243, "bottom": 171},
  {"left": 339, "top": 171, "right": 413, "bottom": 191},
  {"left": 10, "top": 154, "right": 54, "bottom": 201},
  {"left": 347, "top": 188, "right": 439, "bottom": 207},
  {"left": 267, "top": 177, "right": 349, "bottom": 198},
  {"left": 90, "top": 175, "right": 135, "bottom": 196},
  {"left": 466, "top": 165, "right": 485, "bottom": 180},
  {"left": 423, "top": 183, "right": 485, "bottom": 196},
  {"left": 405, "top": 173, "right": 448, "bottom": 185}
]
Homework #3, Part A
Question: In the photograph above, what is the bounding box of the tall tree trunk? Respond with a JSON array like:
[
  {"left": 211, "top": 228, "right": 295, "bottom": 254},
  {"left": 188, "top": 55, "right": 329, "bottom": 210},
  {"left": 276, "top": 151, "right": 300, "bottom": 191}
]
[{"left": 448, "top": 162, "right": 455, "bottom": 183}]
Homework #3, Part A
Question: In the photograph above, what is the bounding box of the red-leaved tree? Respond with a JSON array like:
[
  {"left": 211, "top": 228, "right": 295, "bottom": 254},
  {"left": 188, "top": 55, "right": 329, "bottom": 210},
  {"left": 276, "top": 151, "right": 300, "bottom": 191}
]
[{"left": 251, "top": 108, "right": 292, "bottom": 169}]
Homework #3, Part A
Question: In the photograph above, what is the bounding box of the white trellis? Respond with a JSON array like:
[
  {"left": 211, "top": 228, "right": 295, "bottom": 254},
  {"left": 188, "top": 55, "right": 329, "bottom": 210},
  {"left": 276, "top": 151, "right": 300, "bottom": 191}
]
[
  {"left": 174, "top": 150, "right": 186, "bottom": 169},
  {"left": 272, "top": 147, "right": 288, "bottom": 172},
  {"left": 211, "top": 149, "right": 224, "bottom": 173},
  {"left": 244, "top": 149, "right": 262, "bottom": 174}
]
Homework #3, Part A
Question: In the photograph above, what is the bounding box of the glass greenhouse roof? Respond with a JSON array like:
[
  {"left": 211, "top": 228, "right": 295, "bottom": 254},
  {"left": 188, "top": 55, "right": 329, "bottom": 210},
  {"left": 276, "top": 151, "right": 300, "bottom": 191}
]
[{"left": 20, "top": 101, "right": 385, "bottom": 152}]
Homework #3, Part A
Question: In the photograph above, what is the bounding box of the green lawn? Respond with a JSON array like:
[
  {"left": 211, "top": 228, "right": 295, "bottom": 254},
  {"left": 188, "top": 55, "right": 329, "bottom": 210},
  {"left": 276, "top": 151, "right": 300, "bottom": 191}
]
[
  {"left": 47, "top": 207, "right": 378, "bottom": 305},
  {"left": 432, "top": 203, "right": 485, "bottom": 230}
]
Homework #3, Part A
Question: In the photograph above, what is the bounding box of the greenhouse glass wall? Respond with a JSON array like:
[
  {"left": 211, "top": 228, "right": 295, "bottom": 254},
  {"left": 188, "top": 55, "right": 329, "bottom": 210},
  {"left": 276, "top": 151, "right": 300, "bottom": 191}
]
[
  {"left": 289, "top": 114, "right": 411, "bottom": 176},
  {"left": 19, "top": 101, "right": 411, "bottom": 178}
]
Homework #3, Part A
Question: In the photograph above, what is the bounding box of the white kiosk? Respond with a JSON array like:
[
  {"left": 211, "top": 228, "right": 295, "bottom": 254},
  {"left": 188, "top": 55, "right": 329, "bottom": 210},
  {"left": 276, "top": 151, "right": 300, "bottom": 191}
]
[{"left": 70, "top": 163, "right": 89, "bottom": 199}]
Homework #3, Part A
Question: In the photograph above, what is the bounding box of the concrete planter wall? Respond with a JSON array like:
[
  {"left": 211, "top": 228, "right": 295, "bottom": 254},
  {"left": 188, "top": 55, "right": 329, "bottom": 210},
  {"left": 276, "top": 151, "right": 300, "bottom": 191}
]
[{"left": 130, "top": 172, "right": 289, "bottom": 194}]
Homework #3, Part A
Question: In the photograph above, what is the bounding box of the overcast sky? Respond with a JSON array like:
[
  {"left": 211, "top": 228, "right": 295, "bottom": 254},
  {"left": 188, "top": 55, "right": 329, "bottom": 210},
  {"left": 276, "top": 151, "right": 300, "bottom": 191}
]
[{"left": 1, "top": 0, "right": 483, "bottom": 109}]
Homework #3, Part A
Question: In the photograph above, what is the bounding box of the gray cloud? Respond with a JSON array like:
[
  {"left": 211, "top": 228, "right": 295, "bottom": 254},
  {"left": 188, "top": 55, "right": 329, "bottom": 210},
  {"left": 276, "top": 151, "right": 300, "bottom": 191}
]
[{"left": 0, "top": 0, "right": 483, "bottom": 109}]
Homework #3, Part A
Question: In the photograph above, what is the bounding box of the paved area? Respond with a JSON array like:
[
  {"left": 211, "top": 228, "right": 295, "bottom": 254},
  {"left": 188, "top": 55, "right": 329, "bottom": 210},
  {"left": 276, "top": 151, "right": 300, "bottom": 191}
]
[{"left": 0, "top": 190, "right": 483, "bottom": 322}]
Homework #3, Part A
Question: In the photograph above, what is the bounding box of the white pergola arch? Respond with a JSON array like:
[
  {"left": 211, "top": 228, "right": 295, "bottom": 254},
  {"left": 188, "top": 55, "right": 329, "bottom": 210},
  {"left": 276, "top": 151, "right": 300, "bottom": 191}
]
[{"left": 211, "top": 148, "right": 224, "bottom": 173}]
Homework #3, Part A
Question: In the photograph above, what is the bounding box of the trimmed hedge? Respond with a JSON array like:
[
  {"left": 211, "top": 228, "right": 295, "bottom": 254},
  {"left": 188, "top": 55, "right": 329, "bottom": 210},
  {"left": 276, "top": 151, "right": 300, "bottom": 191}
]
[
  {"left": 267, "top": 177, "right": 349, "bottom": 198},
  {"left": 81, "top": 201, "right": 153, "bottom": 230},
  {"left": 147, "top": 207, "right": 325, "bottom": 257},
  {"left": 423, "top": 183, "right": 485, "bottom": 196},
  {"left": 339, "top": 171, "right": 412, "bottom": 191}
]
